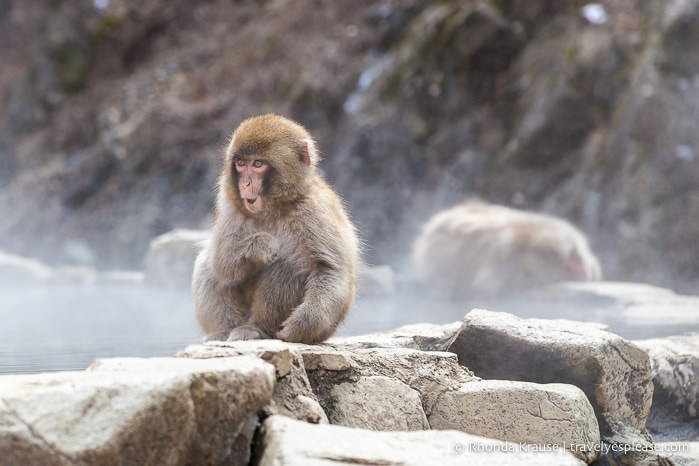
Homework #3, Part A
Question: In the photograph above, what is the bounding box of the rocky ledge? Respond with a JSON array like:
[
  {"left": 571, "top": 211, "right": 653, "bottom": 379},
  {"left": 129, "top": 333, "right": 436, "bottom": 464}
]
[{"left": 0, "top": 309, "right": 697, "bottom": 466}]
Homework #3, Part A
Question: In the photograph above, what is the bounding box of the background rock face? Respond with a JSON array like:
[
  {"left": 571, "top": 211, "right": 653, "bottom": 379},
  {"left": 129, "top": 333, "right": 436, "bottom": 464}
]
[{"left": 1, "top": 1, "right": 699, "bottom": 292}]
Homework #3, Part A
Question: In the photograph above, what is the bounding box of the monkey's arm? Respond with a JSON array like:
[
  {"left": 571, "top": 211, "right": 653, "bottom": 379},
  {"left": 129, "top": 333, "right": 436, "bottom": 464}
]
[
  {"left": 210, "top": 230, "right": 280, "bottom": 286},
  {"left": 276, "top": 248, "right": 354, "bottom": 344}
]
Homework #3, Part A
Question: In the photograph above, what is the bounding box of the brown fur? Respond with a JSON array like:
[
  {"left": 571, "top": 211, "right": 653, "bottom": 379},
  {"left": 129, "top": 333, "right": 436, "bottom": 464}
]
[
  {"left": 192, "top": 114, "right": 360, "bottom": 344},
  {"left": 412, "top": 201, "right": 601, "bottom": 298}
]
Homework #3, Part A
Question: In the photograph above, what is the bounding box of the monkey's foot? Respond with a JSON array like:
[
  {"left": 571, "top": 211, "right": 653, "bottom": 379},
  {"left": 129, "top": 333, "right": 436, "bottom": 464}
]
[
  {"left": 205, "top": 332, "right": 230, "bottom": 342},
  {"left": 227, "top": 325, "right": 268, "bottom": 341}
]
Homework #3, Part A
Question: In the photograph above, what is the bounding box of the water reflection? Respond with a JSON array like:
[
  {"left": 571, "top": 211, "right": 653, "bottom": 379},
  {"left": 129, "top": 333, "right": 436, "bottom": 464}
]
[
  {"left": 1, "top": 284, "right": 200, "bottom": 373},
  {"left": 2, "top": 283, "right": 698, "bottom": 374}
]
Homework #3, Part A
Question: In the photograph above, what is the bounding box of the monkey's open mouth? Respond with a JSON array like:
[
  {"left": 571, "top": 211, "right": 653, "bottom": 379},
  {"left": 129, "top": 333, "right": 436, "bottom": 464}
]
[{"left": 244, "top": 197, "right": 263, "bottom": 213}]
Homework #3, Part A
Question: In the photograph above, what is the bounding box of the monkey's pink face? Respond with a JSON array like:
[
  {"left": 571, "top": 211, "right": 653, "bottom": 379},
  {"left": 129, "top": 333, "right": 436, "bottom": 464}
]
[
  {"left": 562, "top": 250, "right": 589, "bottom": 281},
  {"left": 235, "top": 158, "right": 268, "bottom": 214}
]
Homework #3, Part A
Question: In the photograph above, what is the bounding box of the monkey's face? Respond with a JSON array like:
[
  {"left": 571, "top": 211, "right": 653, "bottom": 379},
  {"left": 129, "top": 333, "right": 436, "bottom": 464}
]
[{"left": 234, "top": 157, "right": 269, "bottom": 214}]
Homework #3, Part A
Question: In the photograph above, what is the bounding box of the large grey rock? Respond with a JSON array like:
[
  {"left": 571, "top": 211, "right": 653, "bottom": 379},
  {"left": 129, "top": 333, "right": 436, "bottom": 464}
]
[
  {"left": 144, "top": 228, "right": 209, "bottom": 287},
  {"left": 337, "top": 347, "right": 476, "bottom": 415},
  {"left": 0, "top": 356, "right": 274, "bottom": 466},
  {"left": 447, "top": 309, "right": 653, "bottom": 444},
  {"left": 255, "top": 415, "right": 586, "bottom": 466},
  {"left": 430, "top": 380, "right": 600, "bottom": 463},
  {"left": 179, "top": 340, "right": 328, "bottom": 424},
  {"left": 329, "top": 376, "right": 429, "bottom": 430},
  {"left": 635, "top": 334, "right": 699, "bottom": 420},
  {"left": 302, "top": 346, "right": 475, "bottom": 433}
]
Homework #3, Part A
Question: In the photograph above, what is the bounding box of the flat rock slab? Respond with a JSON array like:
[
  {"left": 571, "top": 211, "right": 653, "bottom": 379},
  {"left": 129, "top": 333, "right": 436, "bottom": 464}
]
[
  {"left": 0, "top": 356, "right": 274, "bottom": 466},
  {"left": 447, "top": 309, "right": 653, "bottom": 443},
  {"left": 328, "top": 322, "right": 461, "bottom": 351},
  {"left": 537, "top": 282, "right": 699, "bottom": 333},
  {"left": 256, "top": 415, "right": 586, "bottom": 465},
  {"left": 178, "top": 340, "right": 328, "bottom": 423},
  {"left": 178, "top": 339, "right": 294, "bottom": 377},
  {"left": 430, "top": 380, "right": 600, "bottom": 463}
]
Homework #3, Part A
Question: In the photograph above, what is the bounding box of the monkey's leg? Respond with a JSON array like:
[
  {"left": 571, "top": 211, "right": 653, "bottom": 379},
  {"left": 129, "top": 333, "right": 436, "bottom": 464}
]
[
  {"left": 192, "top": 254, "right": 246, "bottom": 341},
  {"left": 276, "top": 266, "right": 350, "bottom": 344},
  {"left": 245, "top": 261, "right": 303, "bottom": 341}
]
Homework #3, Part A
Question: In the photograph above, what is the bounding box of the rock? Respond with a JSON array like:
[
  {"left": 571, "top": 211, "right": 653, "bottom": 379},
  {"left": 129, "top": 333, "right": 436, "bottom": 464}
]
[
  {"left": 301, "top": 350, "right": 354, "bottom": 372},
  {"left": 50, "top": 265, "right": 97, "bottom": 285},
  {"left": 329, "top": 376, "right": 429, "bottom": 431},
  {"left": 255, "top": 415, "right": 587, "bottom": 466},
  {"left": 635, "top": 334, "right": 699, "bottom": 420},
  {"left": 340, "top": 348, "right": 476, "bottom": 416},
  {"left": 56, "top": 239, "right": 96, "bottom": 267},
  {"left": 543, "top": 282, "right": 678, "bottom": 303},
  {"left": 429, "top": 380, "right": 600, "bottom": 463},
  {"left": 533, "top": 282, "right": 699, "bottom": 337},
  {"left": 358, "top": 264, "right": 396, "bottom": 296},
  {"left": 143, "top": 229, "right": 209, "bottom": 287},
  {"left": 658, "top": 0, "right": 699, "bottom": 77},
  {"left": 94, "top": 270, "right": 145, "bottom": 285},
  {"left": 447, "top": 309, "right": 653, "bottom": 445},
  {"left": 0, "top": 250, "right": 53, "bottom": 282},
  {"left": 328, "top": 321, "right": 461, "bottom": 352},
  {"left": 302, "top": 346, "right": 476, "bottom": 433},
  {"left": 178, "top": 340, "right": 328, "bottom": 424},
  {"left": 0, "top": 356, "right": 275, "bottom": 466},
  {"left": 179, "top": 339, "right": 294, "bottom": 377}
]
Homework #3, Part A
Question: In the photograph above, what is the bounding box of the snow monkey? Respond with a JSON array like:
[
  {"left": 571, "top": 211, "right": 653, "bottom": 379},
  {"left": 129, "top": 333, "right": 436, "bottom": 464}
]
[
  {"left": 192, "top": 114, "right": 360, "bottom": 344},
  {"left": 412, "top": 201, "right": 601, "bottom": 298}
]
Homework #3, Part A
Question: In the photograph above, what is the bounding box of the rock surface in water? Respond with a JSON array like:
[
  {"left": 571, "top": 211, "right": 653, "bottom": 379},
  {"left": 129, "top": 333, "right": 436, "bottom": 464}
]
[{"left": 144, "top": 229, "right": 209, "bottom": 288}]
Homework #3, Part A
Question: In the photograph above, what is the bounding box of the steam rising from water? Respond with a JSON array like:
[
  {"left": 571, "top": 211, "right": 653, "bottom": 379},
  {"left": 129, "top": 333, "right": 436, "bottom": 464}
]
[{"left": 3, "top": 281, "right": 698, "bottom": 374}]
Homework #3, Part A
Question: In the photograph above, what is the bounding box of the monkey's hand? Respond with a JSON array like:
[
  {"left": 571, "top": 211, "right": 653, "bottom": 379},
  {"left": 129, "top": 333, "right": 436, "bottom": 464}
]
[
  {"left": 211, "top": 232, "right": 280, "bottom": 285},
  {"left": 276, "top": 305, "right": 330, "bottom": 344},
  {"left": 244, "top": 232, "right": 280, "bottom": 268}
]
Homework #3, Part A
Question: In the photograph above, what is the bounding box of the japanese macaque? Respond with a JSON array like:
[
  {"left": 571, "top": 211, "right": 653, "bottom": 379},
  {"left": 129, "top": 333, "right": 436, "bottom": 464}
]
[
  {"left": 412, "top": 201, "right": 601, "bottom": 298},
  {"left": 192, "top": 114, "right": 360, "bottom": 344}
]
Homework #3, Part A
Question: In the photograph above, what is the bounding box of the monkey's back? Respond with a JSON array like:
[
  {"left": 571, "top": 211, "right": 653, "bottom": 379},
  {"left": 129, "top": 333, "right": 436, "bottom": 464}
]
[{"left": 412, "top": 202, "right": 601, "bottom": 298}]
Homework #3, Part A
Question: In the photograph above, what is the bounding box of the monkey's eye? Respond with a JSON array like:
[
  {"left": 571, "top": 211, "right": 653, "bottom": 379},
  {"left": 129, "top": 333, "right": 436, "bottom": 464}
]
[
  {"left": 252, "top": 160, "right": 266, "bottom": 169},
  {"left": 235, "top": 159, "right": 245, "bottom": 167}
]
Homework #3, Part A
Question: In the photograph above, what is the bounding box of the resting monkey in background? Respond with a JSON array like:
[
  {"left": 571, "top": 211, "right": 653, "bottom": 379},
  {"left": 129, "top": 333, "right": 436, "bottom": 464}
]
[
  {"left": 412, "top": 201, "right": 601, "bottom": 298},
  {"left": 192, "top": 114, "right": 360, "bottom": 344}
]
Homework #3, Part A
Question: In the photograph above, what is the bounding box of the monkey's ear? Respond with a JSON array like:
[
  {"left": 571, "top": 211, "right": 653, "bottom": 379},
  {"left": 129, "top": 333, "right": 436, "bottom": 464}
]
[{"left": 300, "top": 138, "right": 317, "bottom": 167}]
